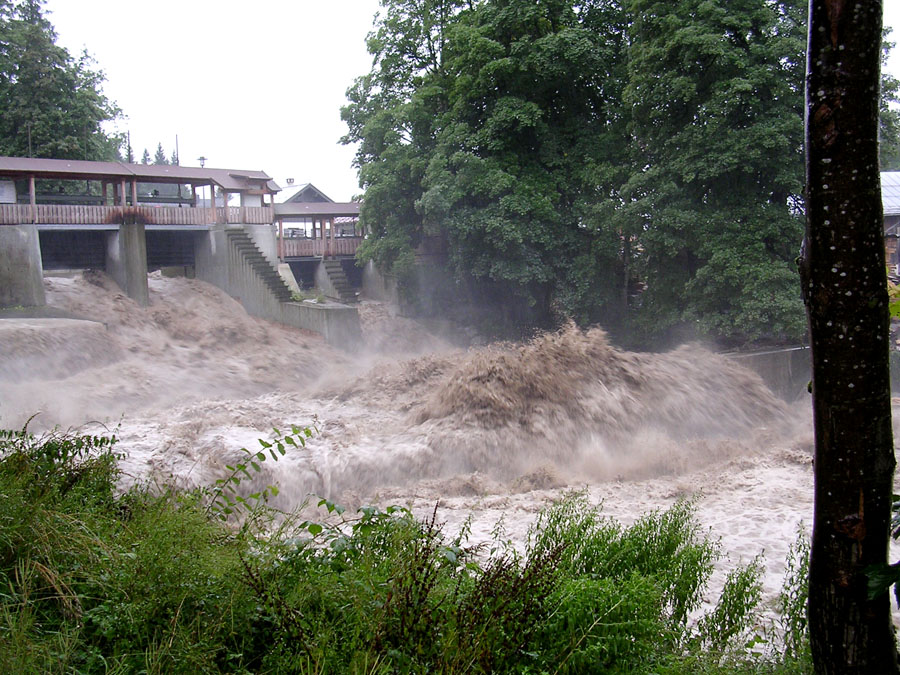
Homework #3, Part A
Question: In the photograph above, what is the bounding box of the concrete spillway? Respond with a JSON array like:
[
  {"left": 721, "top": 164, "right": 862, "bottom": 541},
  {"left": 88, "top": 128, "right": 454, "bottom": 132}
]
[{"left": 0, "top": 317, "right": 122, "bottom": 382}]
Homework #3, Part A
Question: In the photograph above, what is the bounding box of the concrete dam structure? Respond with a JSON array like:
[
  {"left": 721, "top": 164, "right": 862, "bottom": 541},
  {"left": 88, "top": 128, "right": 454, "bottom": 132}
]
[{"left": 0, "top": 157, "right": 361, "bottom": 349}]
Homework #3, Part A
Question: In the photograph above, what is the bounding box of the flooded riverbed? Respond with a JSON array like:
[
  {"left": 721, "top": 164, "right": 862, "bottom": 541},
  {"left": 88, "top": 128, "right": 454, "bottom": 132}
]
[{"left": 1, "top": 271, "right": 823, "bottom": 627}]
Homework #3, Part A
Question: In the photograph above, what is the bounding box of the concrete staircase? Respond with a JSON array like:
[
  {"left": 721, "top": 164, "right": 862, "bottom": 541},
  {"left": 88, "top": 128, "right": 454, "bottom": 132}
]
[
  {"left": 322, "top": 259, "right": 357, "bottom": 303},
  {"left": 225, "top": 229, "right": 293, "bottom": 303}
]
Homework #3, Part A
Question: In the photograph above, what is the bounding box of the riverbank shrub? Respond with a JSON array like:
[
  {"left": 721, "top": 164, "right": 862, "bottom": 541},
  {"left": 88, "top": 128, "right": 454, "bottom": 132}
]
[{"left": 0, "top": 428, "right": 812, "bottom": 673}]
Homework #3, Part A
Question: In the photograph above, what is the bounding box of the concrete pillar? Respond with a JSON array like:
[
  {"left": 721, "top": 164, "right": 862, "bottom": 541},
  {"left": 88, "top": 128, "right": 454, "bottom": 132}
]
[
  {"left": 106, "top": 223, "right": 149, "bottom": 306},
  {"left": 0, "top": 224, "right": 45, "bottom": 308},
  {"left": 194, "top": 224, "right": 229, "bottom": 291}
]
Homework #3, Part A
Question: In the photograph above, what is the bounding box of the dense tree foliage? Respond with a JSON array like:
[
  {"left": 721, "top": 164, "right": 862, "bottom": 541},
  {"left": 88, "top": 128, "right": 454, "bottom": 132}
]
[
  {"left": 345, "top": 0, "right": 897, "bottom": 344},
  {"left": 880, "top": 31, "right": 900, "bottom": 170},
  {"left": 624, "top": 0, "right": 807, "bottom": 341},
  {"left": 0, "top": 0, "right": 122, "bottom": 161}
]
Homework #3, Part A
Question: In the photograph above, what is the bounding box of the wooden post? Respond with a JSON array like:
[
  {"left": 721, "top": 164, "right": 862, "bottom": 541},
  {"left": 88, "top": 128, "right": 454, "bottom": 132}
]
[
  {"left": 102, "top": 181, "right": 108, "bottom": 206},
  {"left": 316, "top": 219, "right": 322, "bottom": 257},
  {"left": 131, "top": 178, "right": 138, "bottom": 207},
  {"left": 28, "top": 174, "right": 36, "bottom": 223},
  {"left": 278, "top": 219, "right": 284, "bottom": 262},
  {"left": 191, "top": 185, "right": 197, "bottom": 208},
  {"left": 119, "top": 179, "right": 126, "bottom": 207},
  {"left": 210, "top": 183, "right": 217, "bottom": 223},
  {"left": 329, "top": 217, "right": 335, "bottom": 258}
]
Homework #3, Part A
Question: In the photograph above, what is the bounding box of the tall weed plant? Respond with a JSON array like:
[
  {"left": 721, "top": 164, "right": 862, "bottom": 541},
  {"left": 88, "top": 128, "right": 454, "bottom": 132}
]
[{"left": 0, "top": 428, "right": 811, "bottom": 673}]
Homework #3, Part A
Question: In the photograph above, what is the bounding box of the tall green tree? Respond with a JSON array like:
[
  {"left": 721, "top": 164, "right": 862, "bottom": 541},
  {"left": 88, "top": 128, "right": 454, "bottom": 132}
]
[
  {"left": 0, "top": 0, "right": 122, "bottom": 160},
  {"left": 623, "top": 0, "right": 808, "bottom": 344},
  {"left": 344, "top": 0, "right": 634, "bottom": 327},
  {"left": 880, "top": 29, "right": 900, "bottom": 169},
  {"left": 346, "top": 0, "right": 895, "bottom": 343},
  {"left": 343, "top": 0, "right": 464, "bottom": 284},
  {"left": 418, "top": 0, "right": 632, "bottom": 325}
]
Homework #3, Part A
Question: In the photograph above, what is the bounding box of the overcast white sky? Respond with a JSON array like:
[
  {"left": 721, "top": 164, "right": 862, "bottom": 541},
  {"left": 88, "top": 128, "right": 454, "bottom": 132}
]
[
  {"left": 43, "top": 1, "right": 900, "bottom": 203},
  {"left": 45, "top": 0, "right": 381, "bottom": 202}
]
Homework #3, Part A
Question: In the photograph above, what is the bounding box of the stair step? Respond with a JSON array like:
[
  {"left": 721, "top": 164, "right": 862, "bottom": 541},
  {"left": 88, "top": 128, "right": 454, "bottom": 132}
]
[{"left": 227, "top": 229, "right": 293, "bottom": 303}]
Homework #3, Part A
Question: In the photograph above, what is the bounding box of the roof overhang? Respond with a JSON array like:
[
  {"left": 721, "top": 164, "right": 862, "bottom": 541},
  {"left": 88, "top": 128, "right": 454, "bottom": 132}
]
[
  {"left": 0, "top": 156, "right": 278, "bottom": 193},
  {"left": 275, "top": 202, "right": 361, "bottom": 218}
]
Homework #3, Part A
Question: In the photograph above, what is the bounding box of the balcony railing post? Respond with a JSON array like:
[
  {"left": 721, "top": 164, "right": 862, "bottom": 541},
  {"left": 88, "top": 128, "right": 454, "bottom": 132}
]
[{"left": 28, "top": 175, "right": 36, "bottom": 224}]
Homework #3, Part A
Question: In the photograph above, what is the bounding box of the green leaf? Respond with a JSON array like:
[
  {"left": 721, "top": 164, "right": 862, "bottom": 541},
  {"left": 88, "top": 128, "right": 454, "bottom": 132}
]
[
  {"left": 867, "top": 562, "right": 900, "bottom": 600},
  {"left": 259, "top": 439, "right": 272, "bottom": 448},
  {"left": 308, "top": 523, "right": 323, "bottom": 536}
]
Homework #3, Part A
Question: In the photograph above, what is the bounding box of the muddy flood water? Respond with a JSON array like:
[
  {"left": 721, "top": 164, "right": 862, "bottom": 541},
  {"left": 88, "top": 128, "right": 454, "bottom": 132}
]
[{"left": 0, "top": 270, "right": 862, "bottom": 631}]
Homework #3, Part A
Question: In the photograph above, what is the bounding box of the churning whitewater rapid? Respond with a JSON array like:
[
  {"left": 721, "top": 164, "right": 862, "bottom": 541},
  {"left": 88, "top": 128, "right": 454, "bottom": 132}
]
[{"left": 0, "top": 270, "right": 832, "bottom": 624}]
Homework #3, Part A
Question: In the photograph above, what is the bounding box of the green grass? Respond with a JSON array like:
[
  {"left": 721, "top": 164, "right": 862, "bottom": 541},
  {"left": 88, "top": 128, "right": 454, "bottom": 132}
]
[{"left": 0, "top": 427, "right": 812, "bottom": 674}]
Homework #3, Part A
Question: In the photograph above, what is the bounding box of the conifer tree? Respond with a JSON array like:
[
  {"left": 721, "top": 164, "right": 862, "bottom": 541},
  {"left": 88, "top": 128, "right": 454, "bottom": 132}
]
[{"left": 0, "top": 0, "right": 121, "bottom": 160}]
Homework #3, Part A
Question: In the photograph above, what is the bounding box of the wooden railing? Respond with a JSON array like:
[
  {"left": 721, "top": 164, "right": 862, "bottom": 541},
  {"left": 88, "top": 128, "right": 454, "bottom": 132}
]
[
  {"left": 0, "top": 204, "right": 274, "bottom": 226},
  {"left": 280, "top": 236, "right": 363, "bottom": 258}
]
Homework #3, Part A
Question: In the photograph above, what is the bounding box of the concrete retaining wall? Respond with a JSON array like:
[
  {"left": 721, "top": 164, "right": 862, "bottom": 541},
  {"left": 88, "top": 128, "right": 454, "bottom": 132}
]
[
  {"left": 278, "top": 263, "right": 301, "bottom": 294},
  {"left": 0, "top": 225, "right": 45, "bottom": 308},
  {"left": 314, "top": 261, "right": 341, "bottom": 301},
  {"left": 194, "top": 225, "right": 229, "bottom": 290},
  {"left": 282, "top": 301, "right": 362, "bottom": 348},
  {"left": 727, "top": 347, "right": 811, "bottom": 401},
  {"left": 195, "top": 224, "right": 361, "bottom": 349},
  {"left": 361, "top": 260, "right": 399, "bottom": 304},
  {"left": 225, "top": 229, "right": 284, "bottom": 324}
]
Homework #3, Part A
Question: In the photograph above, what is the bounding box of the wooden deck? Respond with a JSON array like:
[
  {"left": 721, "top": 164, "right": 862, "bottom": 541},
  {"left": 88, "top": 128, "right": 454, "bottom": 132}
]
[
  {"left": 280, "top": 236, "right": 363, "bottom": 258},
  {"left": 0, "top": 204, "right": 274, "bottom": 226}
]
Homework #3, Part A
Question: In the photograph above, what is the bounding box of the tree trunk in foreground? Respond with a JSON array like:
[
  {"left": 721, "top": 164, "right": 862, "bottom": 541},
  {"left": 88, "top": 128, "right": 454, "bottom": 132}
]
[{"left": 801, "top": 1, "right": 898, "bottom": 672}]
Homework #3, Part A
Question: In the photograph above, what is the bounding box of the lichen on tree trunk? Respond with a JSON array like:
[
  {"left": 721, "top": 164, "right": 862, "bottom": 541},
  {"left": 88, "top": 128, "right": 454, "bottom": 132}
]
[{"left": 801, "top": 1, "right": 898, "bottom": 672}]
